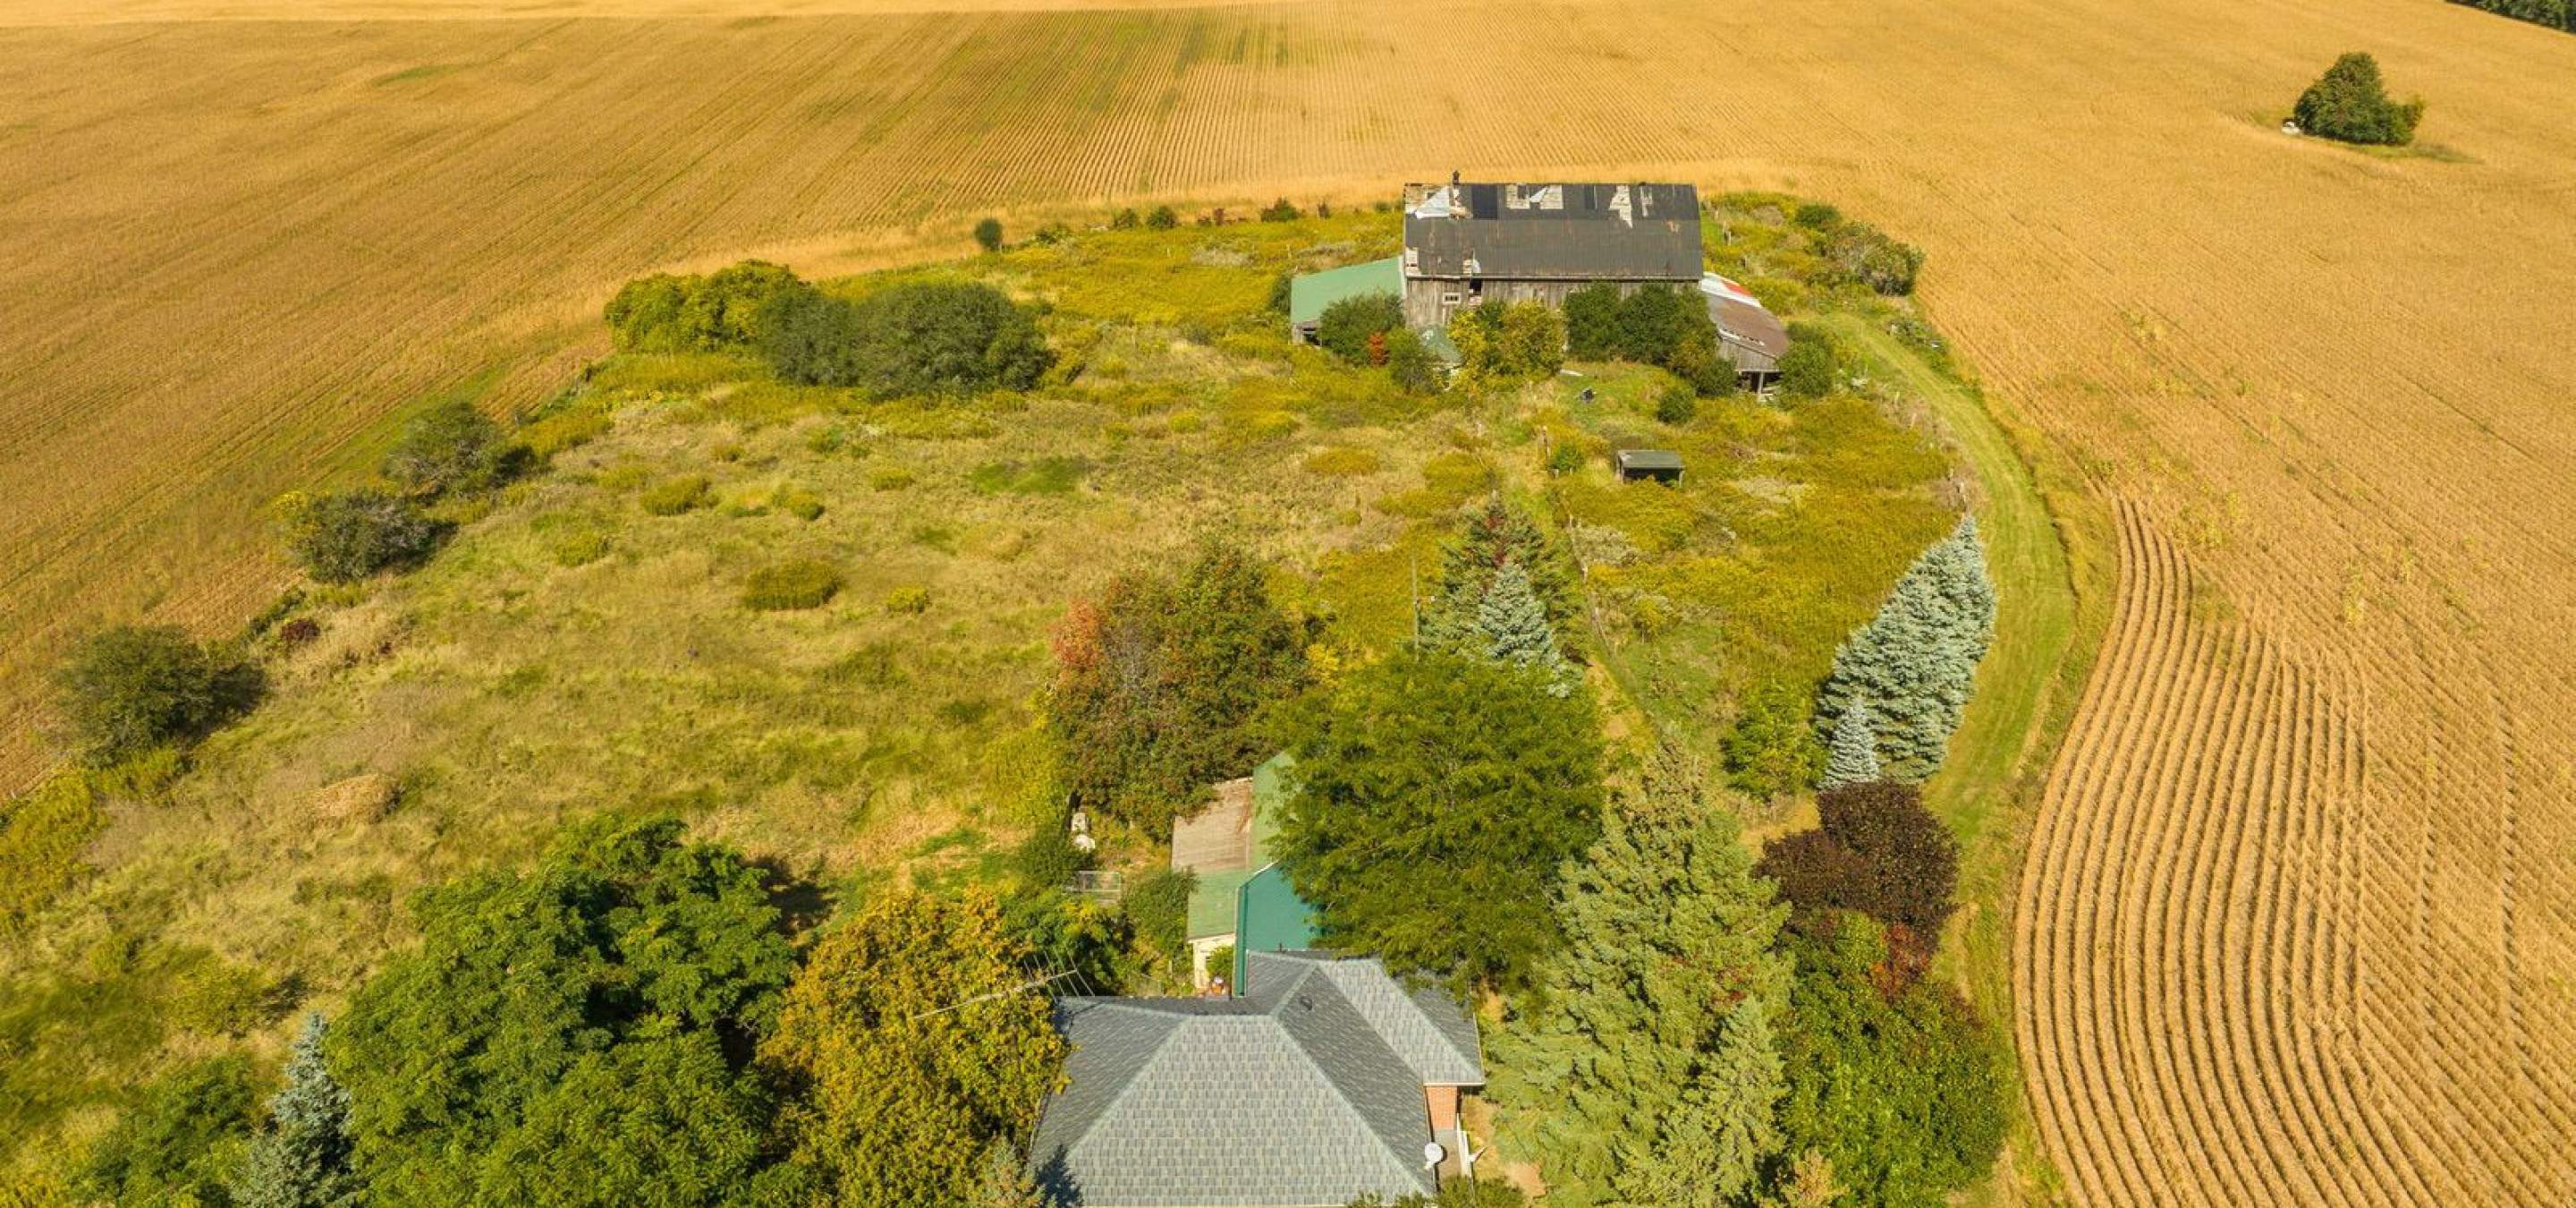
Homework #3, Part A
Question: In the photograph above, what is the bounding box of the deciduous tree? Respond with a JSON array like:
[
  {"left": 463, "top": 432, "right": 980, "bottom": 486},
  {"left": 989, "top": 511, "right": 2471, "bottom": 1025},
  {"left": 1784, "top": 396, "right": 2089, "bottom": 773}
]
[
  {"left": 51, "top": 625, "right": 258, "bottom": 766},
  {"left": 334, "top": 815, "right": 794, "bottom": 1204},
  {"left": 1771, "top": 915, "right": 2007, "bottom": 1206},
  {"left": 1049, "top": 540, "right": 1309, "bottom": 836},
  {"left": 2294, "top": 53, "right": 2425, "bottom": 147},
  {"left": 759, "top": 890, "right": 1065, "bottom": 1207}
]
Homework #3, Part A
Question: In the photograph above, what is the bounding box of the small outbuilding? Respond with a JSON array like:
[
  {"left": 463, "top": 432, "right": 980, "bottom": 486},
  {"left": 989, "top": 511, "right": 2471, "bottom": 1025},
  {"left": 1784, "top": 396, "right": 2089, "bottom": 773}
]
[
  {"left": 1614, "top": 448, "right": 1685, "bottom": 483},
  {"left": 1288, "top": 257, "right": 1403, "bottom": 345}
]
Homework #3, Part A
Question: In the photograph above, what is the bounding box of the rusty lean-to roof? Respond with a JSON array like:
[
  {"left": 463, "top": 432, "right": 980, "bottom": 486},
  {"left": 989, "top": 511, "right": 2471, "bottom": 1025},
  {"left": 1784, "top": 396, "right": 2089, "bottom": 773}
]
[
  {"left": 1713, "top": 296, "right": 1790, "bottom": 364},
  {"left": 1404, "top": 182, "right": 1702, "bottom": 282}
]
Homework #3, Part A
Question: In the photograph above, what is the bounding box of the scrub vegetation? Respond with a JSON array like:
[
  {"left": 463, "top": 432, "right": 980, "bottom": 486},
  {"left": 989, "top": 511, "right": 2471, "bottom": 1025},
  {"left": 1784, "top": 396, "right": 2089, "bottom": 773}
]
[{"left": 1, "top": 202, "right": 2039, "bottom": 1205}]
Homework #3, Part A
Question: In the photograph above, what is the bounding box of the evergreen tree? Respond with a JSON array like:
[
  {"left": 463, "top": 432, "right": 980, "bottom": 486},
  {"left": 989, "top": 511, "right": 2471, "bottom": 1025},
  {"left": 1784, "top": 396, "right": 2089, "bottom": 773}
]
[
  {"left": 1423, "top": 498, "right": 1580, "bottom": 645},
  {"left": 1611, "top": 999, "right": 1784, "bottom": 1207},
  {"left": 973, "top": 1140, "right": 1047, "bottom": 1208},
  {"left": 1476, "top": 564, "right": 1574, "bottom": 695},
  {"left": 233, "top": 1013, "right": 360, "bottom": 1208},
  {"left": 1277, "top": 651, "right": 1604, "bottom": 992},
  {"left": 1821, "top": 701, "right": 1881, "bottom": 788},
  {"left": 1487, "top": 753, "right": 1788, "bottom": 1204},
  {"left": 1816, "top": 516, "right": 1995, "bottom": 782}
]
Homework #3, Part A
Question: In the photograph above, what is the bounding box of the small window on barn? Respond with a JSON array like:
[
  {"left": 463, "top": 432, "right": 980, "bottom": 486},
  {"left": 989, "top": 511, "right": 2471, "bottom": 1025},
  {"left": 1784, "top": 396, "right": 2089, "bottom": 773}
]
[{"left": 1442, "top": 293, "right": 1462, "bottom": 305}]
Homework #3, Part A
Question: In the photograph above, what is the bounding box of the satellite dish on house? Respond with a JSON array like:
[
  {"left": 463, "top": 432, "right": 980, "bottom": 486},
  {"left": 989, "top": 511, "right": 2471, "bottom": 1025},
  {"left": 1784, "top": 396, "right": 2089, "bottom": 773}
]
[{"left": 1422, "top": 1141, "right": 1447, "bottom": 1169}]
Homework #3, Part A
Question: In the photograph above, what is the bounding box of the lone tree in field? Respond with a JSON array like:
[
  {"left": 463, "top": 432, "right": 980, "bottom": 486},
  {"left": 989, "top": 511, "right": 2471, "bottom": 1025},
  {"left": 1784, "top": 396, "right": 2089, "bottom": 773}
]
[
  {"left": 231, "top": 1013, "right": 359, "bottom": 1208},
  {"left": 1821, "top": 701, "right": 1883, "bottom": 789},
  {"left": 2293, "top": 53, "right": 2425, "bottom": 146},
  {"left": 52, "top": 625, "right": 258, "bottom": 766},
  {"left": 1816, "top": 516, "right": 1996, "bottom": 782},
  {"left": 973, "top": 217, "right": 1004, "bottom": 252}
]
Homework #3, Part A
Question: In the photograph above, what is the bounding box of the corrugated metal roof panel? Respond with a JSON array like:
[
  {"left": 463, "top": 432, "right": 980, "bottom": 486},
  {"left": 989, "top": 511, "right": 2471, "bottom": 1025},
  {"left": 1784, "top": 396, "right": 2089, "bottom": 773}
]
[{"left": 1288, "top": 257, "right": 1403, "bottom": 325}]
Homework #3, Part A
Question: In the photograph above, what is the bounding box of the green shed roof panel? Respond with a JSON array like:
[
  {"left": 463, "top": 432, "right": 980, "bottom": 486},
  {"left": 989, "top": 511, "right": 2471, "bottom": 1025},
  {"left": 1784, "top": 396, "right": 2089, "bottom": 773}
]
[
  {"left": 1289, "top": 257, "right": 1402, "bottom": 326},
  {"left": 1186, "top": 868, "right": 1257, "bottom": 940},
  {"left": 1233, "top": 863, "right": 1320, "bottom": 986}
]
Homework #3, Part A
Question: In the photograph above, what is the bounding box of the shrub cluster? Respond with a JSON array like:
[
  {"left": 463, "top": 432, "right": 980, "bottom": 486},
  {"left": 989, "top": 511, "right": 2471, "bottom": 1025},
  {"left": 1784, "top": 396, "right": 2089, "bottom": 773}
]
[
  {"left": 1775, "top": 322, "right": 1844, "bottom": 399},
  {"left": 1448, "top": 300, "right": 1564, "bottom": 388},
  {"left": 1563, "top": 284, "right": 1734, "bottom": 394},
  {"left": 603, "top": 260, "right": 808, "bottom": 354},
  {"left": 637, "top": 474, "right": 711, "bottom": 515},
  {"left": 741, "top": 559, "right": 843, "bottom": 611},
  {"left": 50, "top": 625, "right": 260, "bottom": 766},
  {"left": 1758, "top": 779, "right": 1961, "bottom": 948},
  {"left": 2294, "top": 52, "right": 2425, "bottom": 146},
  {"left": 1315, "top": 293, "right": 1402, "bottom": 364},
  {"left": 275, "top": 489, "right": 445, "bottom": 583},
  {"left": 763, "top": 280, "right": 1053, "bottom": 398}
]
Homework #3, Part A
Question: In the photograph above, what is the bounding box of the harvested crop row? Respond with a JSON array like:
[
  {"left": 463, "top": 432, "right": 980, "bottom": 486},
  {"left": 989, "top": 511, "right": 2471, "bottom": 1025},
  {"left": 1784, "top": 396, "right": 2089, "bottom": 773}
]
[{"left": 2014, "top": 504, "right": 2436, "bottom": 1205}]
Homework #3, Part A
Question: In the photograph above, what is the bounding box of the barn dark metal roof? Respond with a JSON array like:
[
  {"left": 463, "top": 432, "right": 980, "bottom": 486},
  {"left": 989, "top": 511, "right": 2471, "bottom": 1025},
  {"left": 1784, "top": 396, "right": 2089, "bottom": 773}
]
[{"left": 1405, "top": 182, "right": 1702, "bottom": 281}]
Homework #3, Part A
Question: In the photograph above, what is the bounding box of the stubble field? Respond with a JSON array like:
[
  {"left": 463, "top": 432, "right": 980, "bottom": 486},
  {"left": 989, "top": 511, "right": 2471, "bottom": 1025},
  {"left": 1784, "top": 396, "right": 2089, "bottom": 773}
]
[{"left": 5, "top": 0, "right": 2575, "bottom": 1199}]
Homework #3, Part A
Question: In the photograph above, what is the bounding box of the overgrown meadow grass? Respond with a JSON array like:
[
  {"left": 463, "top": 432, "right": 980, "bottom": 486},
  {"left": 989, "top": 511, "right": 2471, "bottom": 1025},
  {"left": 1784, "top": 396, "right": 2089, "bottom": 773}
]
[{"left": 0, "top": 205, "right": 1974, "bottom": 1175}]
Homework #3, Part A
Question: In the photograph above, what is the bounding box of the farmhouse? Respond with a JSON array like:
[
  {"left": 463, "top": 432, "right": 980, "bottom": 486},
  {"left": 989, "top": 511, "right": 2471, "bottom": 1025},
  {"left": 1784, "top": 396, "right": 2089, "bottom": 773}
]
[{"left": 1027, "top": 950, "right": 1485, "bottom": 1207}]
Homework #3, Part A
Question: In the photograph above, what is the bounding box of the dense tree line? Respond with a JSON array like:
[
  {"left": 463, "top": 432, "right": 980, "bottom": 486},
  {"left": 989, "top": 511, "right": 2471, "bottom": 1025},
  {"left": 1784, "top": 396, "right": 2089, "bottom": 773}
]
[
  {"left": 85, "top": 816, "right": 1072, "bottom": 1207},
  {"left": 762, "top": 280, "right": 1053, "bottom": 397},
  {"left": 2451, "top": 0, "right": 2573, "bottom": 32}
]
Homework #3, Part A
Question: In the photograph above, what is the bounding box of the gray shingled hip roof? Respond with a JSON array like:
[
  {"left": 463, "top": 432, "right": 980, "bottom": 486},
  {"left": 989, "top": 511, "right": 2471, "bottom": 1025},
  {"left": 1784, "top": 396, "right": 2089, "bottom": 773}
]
[
  {"left": 1029, "top": 952, "right": 1484, "bottom": 1207},
  {"left": 1405, "top": 182, "right": 1702, "bottom": 282}
]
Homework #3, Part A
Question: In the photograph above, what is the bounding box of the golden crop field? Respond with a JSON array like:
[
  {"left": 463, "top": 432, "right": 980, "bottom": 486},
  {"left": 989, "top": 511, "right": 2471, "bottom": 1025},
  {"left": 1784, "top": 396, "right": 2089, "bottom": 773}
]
[{"left": 4, "top": 0, "right": 2574, "bottom": 1199}]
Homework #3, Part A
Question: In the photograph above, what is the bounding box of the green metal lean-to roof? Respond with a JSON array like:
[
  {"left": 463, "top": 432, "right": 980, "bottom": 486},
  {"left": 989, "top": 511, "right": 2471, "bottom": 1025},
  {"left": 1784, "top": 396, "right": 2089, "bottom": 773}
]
[
  {"left": 1288, "top": 256, "right": 1402, "bottom": 327},
  {"left": 1233, "top": 863, "right": 1319, "bottom": 988}
]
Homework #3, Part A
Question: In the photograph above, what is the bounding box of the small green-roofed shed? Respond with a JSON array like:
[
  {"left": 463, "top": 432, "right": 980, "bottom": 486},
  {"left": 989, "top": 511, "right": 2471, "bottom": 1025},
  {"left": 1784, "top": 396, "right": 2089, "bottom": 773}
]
[
  {"left": 1233, "top": 863, "right": 1320, "bottom": 988},
  {"left": 1288, "top": 257, "right": 1403, "bottom": 334}
]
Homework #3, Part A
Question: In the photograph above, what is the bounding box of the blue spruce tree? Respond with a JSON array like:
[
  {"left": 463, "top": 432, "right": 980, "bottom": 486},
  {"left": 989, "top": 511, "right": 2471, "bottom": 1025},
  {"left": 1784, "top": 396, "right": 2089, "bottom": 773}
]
[
  {"left": 233, "top": 1013, "right": 360, "bottom": 1208},
  {"left": 1477, "top": 563, "right": 1575, "bottom": 696},
  {"left": 1822, "top": 700, "right": 1882, "bottom": 788},
  {"left": 1818, "top": 515, "right": 1996, "bottom": 781}
]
